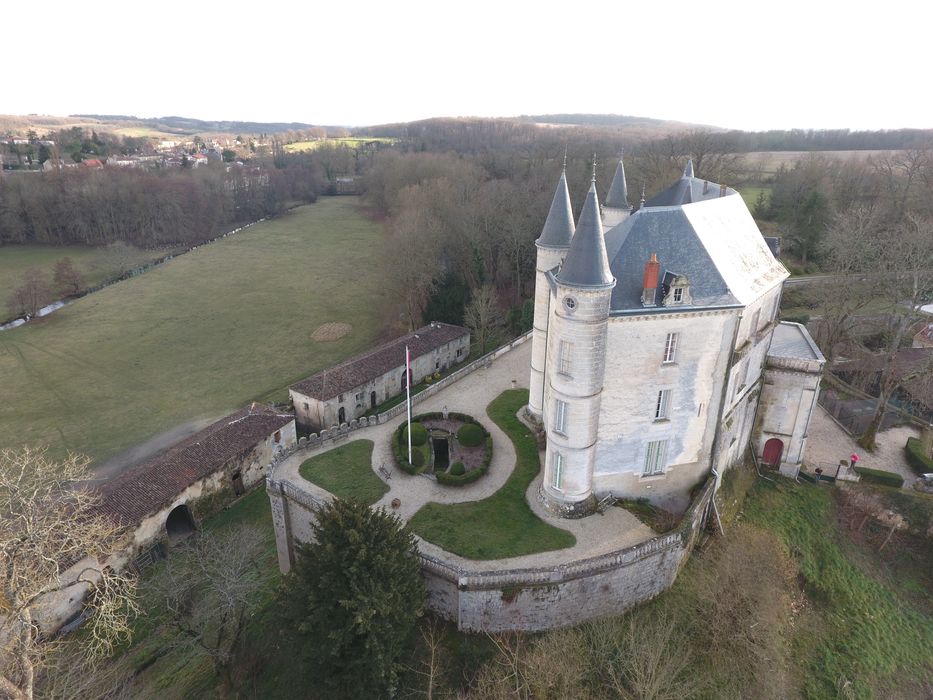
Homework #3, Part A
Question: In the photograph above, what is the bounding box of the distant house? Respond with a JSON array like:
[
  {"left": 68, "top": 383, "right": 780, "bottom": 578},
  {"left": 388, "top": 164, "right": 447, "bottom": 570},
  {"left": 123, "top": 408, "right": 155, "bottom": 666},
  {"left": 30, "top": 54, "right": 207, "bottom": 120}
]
[
  {"left": 81, "top": 158, "right": 104, "bottom": 169},
  {"left": 289, "top": 322, "right": 471, "bottom": 431},
  {"left": 913, "top": 323, "right": 933, "bottom": 349}
]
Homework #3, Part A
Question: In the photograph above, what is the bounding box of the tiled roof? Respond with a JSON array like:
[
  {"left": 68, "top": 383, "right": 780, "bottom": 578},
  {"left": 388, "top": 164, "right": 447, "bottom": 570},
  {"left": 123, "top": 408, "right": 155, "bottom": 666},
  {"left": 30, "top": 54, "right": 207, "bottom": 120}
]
[
  {"left": 96, "top": 404, "right": 293, "bottom": 527},
  {"left": 290, "top": 322, "right": 469, "bottom": 401}
]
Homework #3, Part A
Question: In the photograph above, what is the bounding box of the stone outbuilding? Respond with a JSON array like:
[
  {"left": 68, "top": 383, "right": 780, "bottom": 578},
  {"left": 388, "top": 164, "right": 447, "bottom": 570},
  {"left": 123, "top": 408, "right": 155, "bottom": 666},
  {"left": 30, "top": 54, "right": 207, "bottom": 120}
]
[
  {"left": 97, "top": 402, "right": 296, "bottom": 562},
  {"left": 289, "top": 322, "right": 470, "bottom": 431},
  {"left": 755, "top": 322, "right": 827, "bottom": 475}
]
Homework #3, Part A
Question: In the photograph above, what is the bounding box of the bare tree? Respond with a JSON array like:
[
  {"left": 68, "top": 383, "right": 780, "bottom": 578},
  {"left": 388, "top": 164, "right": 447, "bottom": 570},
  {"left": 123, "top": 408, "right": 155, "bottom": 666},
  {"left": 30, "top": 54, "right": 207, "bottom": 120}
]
[
  {"left": 52, "top": 257, "right": 83, "bottom": 298},
  {"left": 464, "top": 284, "right": 502, "bottom": 354},
  {"left": 6, "top": 269, "right": 51, "bottom": 318},
  {"left": 0, "top": 446, "right": 138, "bottom": 700},
  {"left": 146, "top": 525, "right": 268, "bottom": 691}
]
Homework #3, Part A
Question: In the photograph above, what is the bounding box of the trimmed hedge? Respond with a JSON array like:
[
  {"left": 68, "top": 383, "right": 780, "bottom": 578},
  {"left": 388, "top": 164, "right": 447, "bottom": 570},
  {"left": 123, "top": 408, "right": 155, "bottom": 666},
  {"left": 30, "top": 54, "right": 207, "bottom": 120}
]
[
  {"left": 436, "top": 467, "right": 485, "bottom": 486},
  {"left": 854, "top": 465, "right": 905, "bottom": 488},
  {"left": 450, "top": 462, "right": 465, "bottom": 476},
  {"left": 457, "top": 423, "right": 485, "bottom": 447},
  {"left": 404, "top": 422, "right": 428, "bottom": 447},
  {"left": 905, "top": 437, "right": 933, "bottom": 476},
  {"left": 392, "top": 423, "right": 425, "bottom": 475}
]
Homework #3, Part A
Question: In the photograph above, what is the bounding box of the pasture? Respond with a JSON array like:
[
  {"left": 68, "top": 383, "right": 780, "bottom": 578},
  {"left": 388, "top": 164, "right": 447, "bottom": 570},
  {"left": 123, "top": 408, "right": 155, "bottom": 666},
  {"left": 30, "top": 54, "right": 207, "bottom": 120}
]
[
  {"left": 0, "top": 244, "right": 172, "bottom": 313},
  {"left": 284, "top": 137, "right": 394, "bottom": 153},
  {"left": 0, "top": 197, "right": 388, "bottom": 468}
]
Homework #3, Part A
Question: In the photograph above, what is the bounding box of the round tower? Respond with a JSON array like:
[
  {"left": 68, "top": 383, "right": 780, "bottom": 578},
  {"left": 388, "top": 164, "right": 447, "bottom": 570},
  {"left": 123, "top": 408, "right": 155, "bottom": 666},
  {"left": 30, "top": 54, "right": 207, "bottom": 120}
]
[
  {"left": 541, "top": 179, "right": 615, "bottom": 517},
  {"left": 602, "top": 152, "right": 632, "bottom": 229},
  {"left": 528, "top": 169, "right": 575, "bottom": 421}
]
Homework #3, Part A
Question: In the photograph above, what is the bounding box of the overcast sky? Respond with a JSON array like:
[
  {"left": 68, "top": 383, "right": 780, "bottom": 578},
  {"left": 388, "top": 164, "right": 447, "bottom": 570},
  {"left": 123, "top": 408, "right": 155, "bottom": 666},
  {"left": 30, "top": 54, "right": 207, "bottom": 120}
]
[{"left": 6, "top": 0, "right": 929, "bottom": 131}]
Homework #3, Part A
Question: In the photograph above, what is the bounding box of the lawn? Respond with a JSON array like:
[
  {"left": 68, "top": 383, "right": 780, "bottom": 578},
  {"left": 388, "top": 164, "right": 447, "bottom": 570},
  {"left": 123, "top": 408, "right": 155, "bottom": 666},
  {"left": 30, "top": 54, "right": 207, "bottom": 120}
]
[
  {"left": 0, "top": 243, "right": 173, "bottom": 313},
  {"left": 743, "top": 480, "right": 933, "bottom": 699},
  {"left": 408, "top": 389, "right": 576, "bottom": 559},
  {"left": 298, "top": 439, "right": 387, "bottom": 505},
  {"left": 0, "top": 197, "right": 388, "bottom": 467}
]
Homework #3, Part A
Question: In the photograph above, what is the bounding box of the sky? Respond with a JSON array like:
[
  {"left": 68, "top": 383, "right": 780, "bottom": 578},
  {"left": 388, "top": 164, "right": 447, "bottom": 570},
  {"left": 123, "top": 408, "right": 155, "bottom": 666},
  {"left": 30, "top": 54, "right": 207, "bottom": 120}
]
[{"left": 5, "top": 0, "right": 931, "bottom": 131}]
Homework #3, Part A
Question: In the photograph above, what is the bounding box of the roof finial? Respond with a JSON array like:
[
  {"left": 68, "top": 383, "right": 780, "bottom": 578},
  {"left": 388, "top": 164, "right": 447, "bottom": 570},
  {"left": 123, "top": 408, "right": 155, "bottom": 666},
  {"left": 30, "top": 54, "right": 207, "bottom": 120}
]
[
  {"left": 639, "top": 183, "right": 646, "bottom": 208},
  {"left": 562, "top": 145, "right": 568, "bottom": 172},
  {"left": 592, "top": 153, "right": 597, "bottom": 183}
]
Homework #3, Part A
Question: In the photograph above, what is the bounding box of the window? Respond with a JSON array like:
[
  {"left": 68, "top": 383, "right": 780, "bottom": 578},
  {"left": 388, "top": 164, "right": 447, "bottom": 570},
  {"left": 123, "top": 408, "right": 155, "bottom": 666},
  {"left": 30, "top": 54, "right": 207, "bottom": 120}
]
[
  {"left": 338, "top": 394, "right": 344, "bottom": 403},
  {"left": 655, "top": 389, "right": 671, "bottom": 420},
  {"left": 558, "top": 340, "right": 572, "bottom": 376},
  {"left": 303, "top": 402, "right": 309, "bottom": 411},
  {"left": 663, "top": 332, "right": 678, "bottom": 363},
  {"left": 643, "top": 440, "right": 668, "bottom": 476},
  {"left": 554, "top": 399, "right": 568, "bottom": 434},
  {"left": 456, "top": 348, "right": 463, "bottom": 357},
  {"left": 355, "top": 392, "right": 363, "bottom": 401},
  {"left": 552, "top": 452, "right": 564, "bottom": 490},
  {"left": 673, "top": 287, "right": 684, "bottom": 303}
]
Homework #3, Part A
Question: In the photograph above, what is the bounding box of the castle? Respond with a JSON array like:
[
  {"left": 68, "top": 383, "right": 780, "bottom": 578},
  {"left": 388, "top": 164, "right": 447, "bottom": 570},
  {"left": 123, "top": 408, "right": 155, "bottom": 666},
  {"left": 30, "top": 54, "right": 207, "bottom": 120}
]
[{"left": 529, "top": 157, "right": 825, "bottom": 516}]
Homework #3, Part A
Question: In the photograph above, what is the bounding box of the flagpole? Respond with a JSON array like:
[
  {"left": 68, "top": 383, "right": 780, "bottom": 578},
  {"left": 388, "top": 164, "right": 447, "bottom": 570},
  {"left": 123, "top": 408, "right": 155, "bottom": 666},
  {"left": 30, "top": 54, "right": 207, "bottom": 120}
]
[{"left": 406, "top": 344, "right": 412, "bottom": 464}]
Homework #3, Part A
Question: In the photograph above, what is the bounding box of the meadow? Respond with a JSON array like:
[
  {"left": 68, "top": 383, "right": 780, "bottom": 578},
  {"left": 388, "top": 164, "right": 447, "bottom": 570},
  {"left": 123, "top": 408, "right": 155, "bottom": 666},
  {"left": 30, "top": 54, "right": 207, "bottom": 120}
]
[
  {"left": 284, "top": 136, "right": 394, "bottom": 153},
  {"left": 0, "top": 244, "right": 173, "bottom": 313},
  {"left": 0, "top": 197, "right": 388, "bottom": 468}
]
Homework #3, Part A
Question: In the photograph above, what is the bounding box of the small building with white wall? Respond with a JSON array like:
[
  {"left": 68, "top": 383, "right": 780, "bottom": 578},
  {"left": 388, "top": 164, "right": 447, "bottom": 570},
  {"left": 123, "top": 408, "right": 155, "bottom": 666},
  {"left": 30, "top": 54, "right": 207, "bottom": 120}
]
[{"left": 289, "top": 322, "right": 470, "bottom": 431}]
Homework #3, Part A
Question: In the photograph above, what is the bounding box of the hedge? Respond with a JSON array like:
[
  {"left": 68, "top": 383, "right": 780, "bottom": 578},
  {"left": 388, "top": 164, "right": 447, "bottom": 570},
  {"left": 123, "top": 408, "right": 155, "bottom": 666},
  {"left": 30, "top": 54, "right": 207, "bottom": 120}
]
[
  {"left": 905, "top": 437, "right": 933, "bottom": 475},
  {"left": 392, "top": 423, "right": 425, "bottom": 475},
  {"left": 436, "top": 465, "right": 486, "bottom": 486},
  {"left": 450, "top": 462, "right": 465, "bottom": 476},
  {"left": 854, "top": 465, "right": 905, "bottom": 488},
  {"left": 457, "top": 423, "right": 485, "bottom": 447},
  {"left": 403, "top": 422, "right": 428, "bottom": 447}
]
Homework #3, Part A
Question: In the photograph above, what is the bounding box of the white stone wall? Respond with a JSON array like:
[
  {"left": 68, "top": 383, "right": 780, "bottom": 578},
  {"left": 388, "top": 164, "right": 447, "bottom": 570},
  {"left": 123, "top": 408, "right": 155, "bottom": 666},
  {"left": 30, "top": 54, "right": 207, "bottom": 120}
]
[
  {"left": 542, "top": 284, "right": 613, "bottom": 508},
  {"left": 756, "top": 366, "right": 822, "bottom": 468},
  {"left": 529, "top": 246, "right": 566, "bottom": 418},
  {"left": 291, "top": 335, "right": 470, "bottom": 430},
  {"left": 593, "top": 310, "right": 738, "bottom": 509}
]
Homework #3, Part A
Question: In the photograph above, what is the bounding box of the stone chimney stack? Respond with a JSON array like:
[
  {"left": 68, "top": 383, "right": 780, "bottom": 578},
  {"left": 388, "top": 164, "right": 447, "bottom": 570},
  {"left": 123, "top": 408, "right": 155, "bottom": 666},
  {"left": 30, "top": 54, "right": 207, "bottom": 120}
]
[{"left": 642, "top": 253, "right": 660, "bottom": 306}]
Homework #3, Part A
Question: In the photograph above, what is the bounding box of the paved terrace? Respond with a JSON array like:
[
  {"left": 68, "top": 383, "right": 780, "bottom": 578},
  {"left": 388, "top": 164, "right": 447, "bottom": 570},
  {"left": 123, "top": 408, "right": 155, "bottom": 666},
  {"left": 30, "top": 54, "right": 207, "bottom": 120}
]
[{"left": 273, "top": 340, "right": 655, "bottom": 570}]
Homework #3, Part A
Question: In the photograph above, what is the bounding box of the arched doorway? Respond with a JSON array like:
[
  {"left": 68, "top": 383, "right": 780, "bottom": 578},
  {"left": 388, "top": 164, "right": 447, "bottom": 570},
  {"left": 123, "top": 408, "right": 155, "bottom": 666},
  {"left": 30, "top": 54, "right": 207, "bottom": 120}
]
[
  {"left": 166, "top": 504, "right": 196, "bottom": 543},
  {"left": 371, "top": 391, "right": 377, "bottom": 409},
  {"left": 338, "top": 406, "right": 346, "bottom": 425},
  {"left": 762, "top": 438, "right": 784, "bottom": 468},
  {"left": 400, "top": 370, "right": 408, "bottom": 390}
]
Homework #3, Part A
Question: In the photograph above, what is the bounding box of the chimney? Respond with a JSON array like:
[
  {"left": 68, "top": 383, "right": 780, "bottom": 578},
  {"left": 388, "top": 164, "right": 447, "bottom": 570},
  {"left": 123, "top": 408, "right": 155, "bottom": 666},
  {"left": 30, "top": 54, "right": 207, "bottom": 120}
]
[
  {"left": 642, "top": 253, "right": 660, "bottom": 306},
  {"left": 703, "top": 180, "right": 709, "bottom": 194},
  {"left": 719, "top": 183, "right": 726, "bottom": 197}
]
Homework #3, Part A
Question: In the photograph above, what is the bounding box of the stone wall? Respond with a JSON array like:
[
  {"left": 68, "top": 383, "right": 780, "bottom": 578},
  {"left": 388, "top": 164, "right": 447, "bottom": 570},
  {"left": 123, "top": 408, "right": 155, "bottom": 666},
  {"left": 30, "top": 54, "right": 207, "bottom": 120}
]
[{"left": 268, "top": 473, "right": 714, "bottom": 633}]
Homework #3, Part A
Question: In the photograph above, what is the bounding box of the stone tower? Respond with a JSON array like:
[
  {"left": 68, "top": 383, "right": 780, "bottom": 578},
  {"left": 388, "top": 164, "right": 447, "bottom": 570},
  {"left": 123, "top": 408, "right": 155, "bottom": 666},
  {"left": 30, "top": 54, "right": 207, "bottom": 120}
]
[
  {"left": 602, "top": 152, "right": 632, "bottom": 228},
  {"left": 541, "top": 177, "right": 615, "bottom": 517},
  {"left": 528, "top": 168, "right": 575, "bottom": 420}
]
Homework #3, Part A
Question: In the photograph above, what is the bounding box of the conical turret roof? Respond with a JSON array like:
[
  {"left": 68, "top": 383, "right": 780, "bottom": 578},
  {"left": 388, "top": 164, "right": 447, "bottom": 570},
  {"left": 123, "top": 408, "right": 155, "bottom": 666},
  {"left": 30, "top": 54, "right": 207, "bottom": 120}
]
[
  {"left": 556, "top": 181, "right": 614, "bottom": 288},
  {"left": 605, "top": 155, "right": 629, "bottom": 208},
  {"left": 683, "top": 159, "right": 694, "bottom": 178},
  {"left": 536, "top": 170, "right": 575, "bottom": 248}
]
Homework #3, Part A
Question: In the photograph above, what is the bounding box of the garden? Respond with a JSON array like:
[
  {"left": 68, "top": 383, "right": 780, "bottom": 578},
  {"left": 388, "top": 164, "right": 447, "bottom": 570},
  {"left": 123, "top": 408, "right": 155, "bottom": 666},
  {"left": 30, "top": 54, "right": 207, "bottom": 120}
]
[{"left": 392, "top": 412, "right": 492, "bottom": 486}]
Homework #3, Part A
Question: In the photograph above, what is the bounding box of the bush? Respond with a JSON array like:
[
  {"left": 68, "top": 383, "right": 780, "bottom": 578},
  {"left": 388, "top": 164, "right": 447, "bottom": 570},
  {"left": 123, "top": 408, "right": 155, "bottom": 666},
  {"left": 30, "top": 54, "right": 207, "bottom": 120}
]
[
  {"left": 854, "top": 465, "right": 905, "bottom": 488},
  {"left": 457, "top": 423, "right": 485, "bottom": 447},
  {"left": 436, "top": 467, "right": 485, "bottom": 486},
  {"left": 450, "top": 462, "right": 465, "bottom": 476},
  {"left": 393, "top": 424, "right": 424, "bottom": 475},
  {"left": 410, "top": 448, "right": 425, "bottom": 468},
  {"left": 404, "top": 422, "right": 428, "bottom": 447},
  {"left": 905, "top": 437, "right": 933, "bottom": 475}
]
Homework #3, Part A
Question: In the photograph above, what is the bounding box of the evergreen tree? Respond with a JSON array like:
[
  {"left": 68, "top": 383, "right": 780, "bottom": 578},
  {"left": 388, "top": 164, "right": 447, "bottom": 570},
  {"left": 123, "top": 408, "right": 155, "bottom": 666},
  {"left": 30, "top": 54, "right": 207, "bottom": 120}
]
[{"left": 286, "top": 498, "right": 425, "bottom": 698}]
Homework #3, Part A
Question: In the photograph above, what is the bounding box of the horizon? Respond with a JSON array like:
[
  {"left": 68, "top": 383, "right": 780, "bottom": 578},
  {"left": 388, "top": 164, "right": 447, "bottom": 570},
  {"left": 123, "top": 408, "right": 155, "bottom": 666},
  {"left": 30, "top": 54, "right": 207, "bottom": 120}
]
[{"left": 4, "top": 0, "right": 931, "bottom": 133}]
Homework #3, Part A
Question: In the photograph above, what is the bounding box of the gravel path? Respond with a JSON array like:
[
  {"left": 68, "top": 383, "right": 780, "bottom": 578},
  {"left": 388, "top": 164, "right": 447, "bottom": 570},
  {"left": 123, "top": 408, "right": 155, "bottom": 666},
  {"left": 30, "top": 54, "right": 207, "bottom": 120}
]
[
  {"left": 805, "top": 405, "right": 921, "bottom": 488},
  {"left": 272, "top": 340, "right": 655, "bottom": 566}
]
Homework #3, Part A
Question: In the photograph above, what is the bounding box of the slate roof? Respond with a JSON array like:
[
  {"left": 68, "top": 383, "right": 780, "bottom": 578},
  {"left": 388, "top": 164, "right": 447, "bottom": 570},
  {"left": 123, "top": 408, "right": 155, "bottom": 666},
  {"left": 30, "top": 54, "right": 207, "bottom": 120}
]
[
  {"left": 645, "top": 170, "right": 735, "bottom": 208},
  {"left": 556, "top": 181, "right": 614, "bottom": 288},
  {"left": 605, "top": 156, "right": 629, "bottom": 209},
  {"left": 605, "top": 183, "right": 788, "bottom": 312},
  {"left": 96, "top": 404, "right": 294, "bottom": 527},
  {"left": 537, "top": 170, "right": 575, "bottom": 248},
  {"left": 768, "top": 322, "right": 825, "bottom": 362},
  {"left": 290, "top": 322, "right": 469, "bottom": 400}
]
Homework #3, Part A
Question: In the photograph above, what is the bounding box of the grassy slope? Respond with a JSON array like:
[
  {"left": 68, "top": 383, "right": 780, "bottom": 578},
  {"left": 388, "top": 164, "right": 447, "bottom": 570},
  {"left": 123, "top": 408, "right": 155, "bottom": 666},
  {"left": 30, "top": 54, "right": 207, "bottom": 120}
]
[
  {"left": 0, "top": 198, "right": 386, "bottom": 465},
  {"left": 0, "top": 244, "right": 173, "bottom": 312},
  {"left": 743, "top": 481, "right": 933, "bottom": 699},
  {"left": 408, "top": 389, "right": 576, "bottom": 559},
  {"left": 298, "top": 440, "right": 387, "bottom": 505}
]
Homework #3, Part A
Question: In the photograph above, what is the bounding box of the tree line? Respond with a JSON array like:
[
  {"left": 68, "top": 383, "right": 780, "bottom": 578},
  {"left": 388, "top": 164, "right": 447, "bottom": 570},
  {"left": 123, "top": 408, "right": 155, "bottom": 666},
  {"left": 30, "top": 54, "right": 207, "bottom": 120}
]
[{"left": 0, "top": 154, "right": 328, "bottom": 247}]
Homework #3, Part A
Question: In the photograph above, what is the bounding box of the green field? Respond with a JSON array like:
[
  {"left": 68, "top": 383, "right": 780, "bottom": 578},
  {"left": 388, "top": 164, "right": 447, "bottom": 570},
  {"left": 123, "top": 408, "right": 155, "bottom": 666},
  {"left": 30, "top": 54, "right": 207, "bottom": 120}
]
[
  {"left": 0, "top": 197, "right": 387, "bottom": 467},
  {"left": 298, "top": 440, "right": 388, "bottom": 505},
  {"left": 284, "top": 137, "right": 394, "bottom": 153},
  {"left": 0, "top": 244, "right": 173, "bottom": 313},
  {"left": 408, "top": 389, "right": 576, "bottom": 560}
]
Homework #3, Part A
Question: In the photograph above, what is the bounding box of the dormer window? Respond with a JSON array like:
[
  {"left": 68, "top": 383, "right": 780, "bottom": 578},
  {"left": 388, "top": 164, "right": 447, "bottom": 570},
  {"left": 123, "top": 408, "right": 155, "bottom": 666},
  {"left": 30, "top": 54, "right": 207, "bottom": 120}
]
[{"left": 661, "top": 271, "right": 691, "bottom": 307}]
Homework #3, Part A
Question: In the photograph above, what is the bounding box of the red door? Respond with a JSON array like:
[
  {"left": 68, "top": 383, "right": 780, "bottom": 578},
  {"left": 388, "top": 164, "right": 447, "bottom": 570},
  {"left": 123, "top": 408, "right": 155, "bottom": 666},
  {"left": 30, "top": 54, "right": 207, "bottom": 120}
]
[{"left": 762, "top": 438, "right": 784, "bottom": 467}]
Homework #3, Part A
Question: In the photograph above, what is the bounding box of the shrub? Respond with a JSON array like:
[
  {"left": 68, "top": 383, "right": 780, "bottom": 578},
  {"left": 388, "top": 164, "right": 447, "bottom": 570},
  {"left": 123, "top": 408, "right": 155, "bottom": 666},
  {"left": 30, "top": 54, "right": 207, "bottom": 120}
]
[
  {"left": 410, "top": 448, "right": 425, "bottom": 468},
  {"left": 450, "top": 462, "right": 465, "bottom": 476},
  {"left": 393, "top": 424, "right": 424, "bottom": 475},
  {"left": 854, "top": 465, "right": 905, "bottom": 488},
  {"left": 457, "top": 423, "right": 485, "bottom": 447},
  {"left": 404, "top": 422, "right": 428, "bottom": 447},
  {"left": 905, "top": 437, "right": 933, "bottom": 476},
  {"left": 436, "top": 467, "right": 485, "bottom": 486}
]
